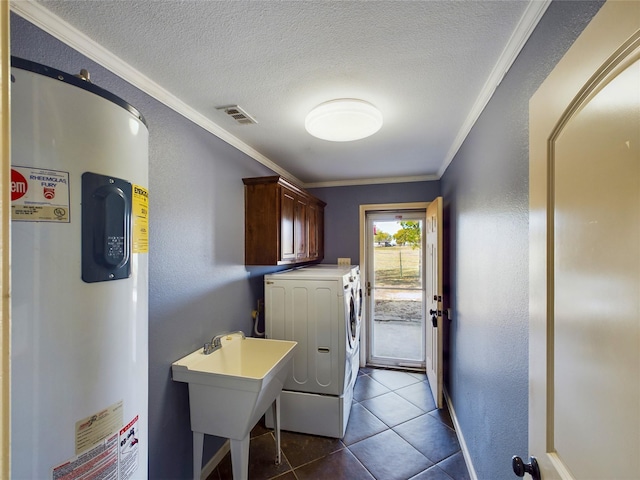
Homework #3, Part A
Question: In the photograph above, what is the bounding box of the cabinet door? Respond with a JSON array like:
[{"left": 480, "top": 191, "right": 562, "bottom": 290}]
[
  {"left": 307, "top": 202, "right": 319, "bottom": 260},
  {"left": 294, "top": 195, "right": 308, "bottom": 260},
  {"left": 244, "top": 176, "right": 325, "bottom": 265},
  {"left": 317, "top": 203, "right": 324, "bottom": 260},
  {"left": 280, "top": 189, "right": 296, "bottom": 261}
]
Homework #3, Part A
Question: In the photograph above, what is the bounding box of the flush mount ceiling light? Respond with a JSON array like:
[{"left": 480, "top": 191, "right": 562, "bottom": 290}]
[{"left": 305, "top": 99, "right": 383, "bottom": 142}]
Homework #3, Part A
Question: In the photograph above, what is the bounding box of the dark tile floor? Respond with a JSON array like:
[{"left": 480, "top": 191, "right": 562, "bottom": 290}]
[{"left": 207, "top": 367, "right": 471, "bottom": 480}]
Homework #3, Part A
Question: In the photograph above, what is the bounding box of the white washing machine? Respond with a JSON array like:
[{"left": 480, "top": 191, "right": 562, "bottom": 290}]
[{"left": 264, "top": 265, "right": 360, "bottom": 438}]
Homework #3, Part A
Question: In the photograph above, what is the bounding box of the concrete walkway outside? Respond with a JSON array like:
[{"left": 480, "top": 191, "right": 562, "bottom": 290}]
[
  {"left": 372, "top": 320, "right": 423, "bottom": 361},
  {"left": 369, "top": 288, "right": 425, "bottom": 361}
]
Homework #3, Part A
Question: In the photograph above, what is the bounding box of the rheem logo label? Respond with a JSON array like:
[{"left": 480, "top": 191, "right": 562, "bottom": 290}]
[
  {"left": 11, "top": 169, "right": 28, "bottom": 201},
  {"left": 11, "top": 166, "right": 70, "bottom": 223}
]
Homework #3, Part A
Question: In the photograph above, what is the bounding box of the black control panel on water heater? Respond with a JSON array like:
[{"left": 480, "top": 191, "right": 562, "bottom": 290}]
[{"left": 82, "top": 172, "right": 132, "bottom": 283}]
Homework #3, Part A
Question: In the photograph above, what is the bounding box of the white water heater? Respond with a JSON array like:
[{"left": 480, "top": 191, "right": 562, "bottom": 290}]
[{"left": 10, "top": 57, "right": 149, "bottom": 479}]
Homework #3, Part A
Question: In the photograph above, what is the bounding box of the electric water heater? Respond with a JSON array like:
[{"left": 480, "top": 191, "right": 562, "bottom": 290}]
[{"left": 10, "top": 57, "right": 149, "bottom": 479}]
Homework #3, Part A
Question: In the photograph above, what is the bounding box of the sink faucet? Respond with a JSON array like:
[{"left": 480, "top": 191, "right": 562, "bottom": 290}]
[{"left": 203, "top": 330, "right": 245, "bottom": 355}]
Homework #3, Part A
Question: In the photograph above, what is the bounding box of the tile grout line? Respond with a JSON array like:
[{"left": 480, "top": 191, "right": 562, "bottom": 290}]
[
  {"left": 242, "top": 368, "right": 466, "bottom": 480},
  {"left": 348, "top": 373, "right": 466, "bottom": 479},
  {"left": 286, "top": 442, "right": 347, "bottom": 471}
]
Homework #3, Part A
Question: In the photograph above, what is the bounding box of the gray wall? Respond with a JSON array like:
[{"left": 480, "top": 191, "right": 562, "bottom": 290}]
[
  {"left": 10, "top": 14, "right": 283, "bottom": 479},
  {"left": 309, "top": 181, "right": 440, "bottom": 265},
  {"left": 440, "top": 2, "right": 603, "bottom": 479}
]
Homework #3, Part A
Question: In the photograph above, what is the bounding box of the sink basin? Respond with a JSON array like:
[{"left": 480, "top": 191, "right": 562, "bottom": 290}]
[
  {"left": 172, "top": 335, "right": 296, "bottom": 480},
  {"left": 172, "top": 335, "right": 296, "bottom": 438}
]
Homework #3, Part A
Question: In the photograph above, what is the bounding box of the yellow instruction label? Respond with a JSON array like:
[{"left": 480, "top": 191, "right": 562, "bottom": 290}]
[
  {"left": 75, "top": 400, "right": 123, "bottom": 455},
  {"left": 132, "top": 185, "right": 148, "bottom": 253}
]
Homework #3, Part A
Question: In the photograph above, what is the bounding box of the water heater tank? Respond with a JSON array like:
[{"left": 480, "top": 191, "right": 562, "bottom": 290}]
[{"left": 10, "top": 57, "right": 149, "bottom": 480}]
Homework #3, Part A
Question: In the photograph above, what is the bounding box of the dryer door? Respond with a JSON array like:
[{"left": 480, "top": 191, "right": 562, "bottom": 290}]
[
  {"left": 348, "top": 293, "right": 358, "bottom": 350},
  {"left": 354, "top": 281, "right": 362, "bottom": 332}
]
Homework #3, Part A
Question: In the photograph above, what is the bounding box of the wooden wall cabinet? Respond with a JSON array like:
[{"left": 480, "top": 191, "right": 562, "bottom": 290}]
[{"left": 243, "top": 176, "right": 325, "bottom": 266}]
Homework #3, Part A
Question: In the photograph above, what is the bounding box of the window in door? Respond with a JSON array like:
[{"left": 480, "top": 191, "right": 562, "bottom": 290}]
[{"left": 365, "top": 210, "right": 426, "bottom": 369}]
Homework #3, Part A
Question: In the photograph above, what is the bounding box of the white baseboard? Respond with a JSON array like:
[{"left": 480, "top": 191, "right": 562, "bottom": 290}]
[
  {"left": 200, "top": 440, "right": 230, "bottom": 480},
  {"left": 444, "top": 388, "right": 478, "bottom": 480}
]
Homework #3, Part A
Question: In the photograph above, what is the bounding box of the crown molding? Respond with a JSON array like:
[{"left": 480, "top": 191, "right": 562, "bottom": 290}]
[
  {"left": 437, "top": 0, "right": 552, "bottom": 178},
  {"left": 9, "top": 0, "right": 303, "bottom": 186},
  {"left": 304, "top": 174, "right": 438, "bottom": 189}
]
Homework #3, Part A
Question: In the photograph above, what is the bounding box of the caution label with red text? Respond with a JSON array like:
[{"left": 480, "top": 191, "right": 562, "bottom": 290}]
[
  {"left": 119, "top": 416, "right": 140, "bottom": 480},
  {"left": 52, "top": 433, "right": 119, "bottom": 480}
]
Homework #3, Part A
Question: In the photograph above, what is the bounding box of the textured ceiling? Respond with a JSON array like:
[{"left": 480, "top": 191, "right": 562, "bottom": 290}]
[{"left": 18, "top": 0, "right": 545, "bottom": 187}]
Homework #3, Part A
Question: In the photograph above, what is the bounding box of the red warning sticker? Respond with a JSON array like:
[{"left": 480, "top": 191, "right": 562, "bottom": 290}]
[{"left": 11, "top": 168, "right": 28, "bottom": 201}]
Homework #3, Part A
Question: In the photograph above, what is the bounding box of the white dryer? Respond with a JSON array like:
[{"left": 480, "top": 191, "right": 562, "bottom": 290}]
[
  {"left": 264, "top": 265, "right": 360, "bottom": 438},
  {"left": 307, "top": 264, "right": 361, "bottom": 363},
  {"left": 350, "top": 265, "right": 362, "bottom": 378}
]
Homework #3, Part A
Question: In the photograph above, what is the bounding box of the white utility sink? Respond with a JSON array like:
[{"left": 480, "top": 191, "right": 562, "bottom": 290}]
[{"left": 172, "top": 334, "right": 296, "bottom": 480}]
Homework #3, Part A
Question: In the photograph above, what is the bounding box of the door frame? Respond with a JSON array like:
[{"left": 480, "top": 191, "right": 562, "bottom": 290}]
[
  {"left": 1, "top": 2, "right": 11, "bottom": 477},
  {"left": 359, "top": 202, "right": 429, "bottom": 368}
]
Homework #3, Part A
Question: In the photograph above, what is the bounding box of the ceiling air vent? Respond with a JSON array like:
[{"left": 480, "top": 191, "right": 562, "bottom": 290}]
[{"left": 215, "top": 105, "right": 258, "bottom": 125}]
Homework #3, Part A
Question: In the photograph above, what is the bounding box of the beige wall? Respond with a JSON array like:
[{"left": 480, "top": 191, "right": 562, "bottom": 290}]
[{"left": 1, "top": 0, "right": 11, "bottom": 478}]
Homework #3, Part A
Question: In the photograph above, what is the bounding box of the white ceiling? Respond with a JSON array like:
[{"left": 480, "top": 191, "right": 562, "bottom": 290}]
[{"left": 13, "top": 0, "right": 549, "bottom": 187}]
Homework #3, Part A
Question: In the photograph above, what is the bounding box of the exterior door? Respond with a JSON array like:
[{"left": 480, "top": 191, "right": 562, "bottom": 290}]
[
  {"left": 426, "top": 197, "right": 444, "bottom": 409},
  {"left": 529, "top": 2, "right": 640, "bottom": 478},
  {"left": 365, "top": 209, "right": 426, "bottom": 369}
]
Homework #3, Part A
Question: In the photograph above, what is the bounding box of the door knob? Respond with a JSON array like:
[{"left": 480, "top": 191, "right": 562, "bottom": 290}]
[
  {"left": 512, "top": 456, "right": 540, "bottom": 480},
  {"left": 429, "top": 309, "right": 437, "bottom": 315}
]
